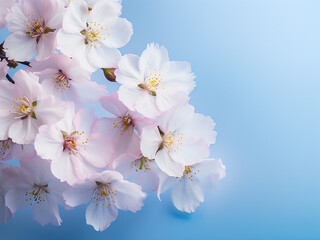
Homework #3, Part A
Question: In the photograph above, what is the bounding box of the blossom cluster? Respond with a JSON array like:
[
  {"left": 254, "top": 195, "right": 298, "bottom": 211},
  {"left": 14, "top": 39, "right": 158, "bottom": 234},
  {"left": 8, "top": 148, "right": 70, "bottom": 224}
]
[{"left": 0, "top": 0, "right": 226, "bottom": 231}]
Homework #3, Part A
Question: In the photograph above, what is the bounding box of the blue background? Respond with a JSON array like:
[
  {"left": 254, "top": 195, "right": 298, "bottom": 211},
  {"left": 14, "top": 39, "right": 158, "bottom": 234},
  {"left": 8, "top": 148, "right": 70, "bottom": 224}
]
[{"left": 1, "top": 0, "right": 320, "bottom": 239}]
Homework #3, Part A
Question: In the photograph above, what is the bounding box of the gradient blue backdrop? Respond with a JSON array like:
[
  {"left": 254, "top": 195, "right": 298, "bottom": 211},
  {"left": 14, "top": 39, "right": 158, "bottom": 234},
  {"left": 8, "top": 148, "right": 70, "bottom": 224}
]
[{"left": 1, "top": 0, "right": 320, "bottom": 239}]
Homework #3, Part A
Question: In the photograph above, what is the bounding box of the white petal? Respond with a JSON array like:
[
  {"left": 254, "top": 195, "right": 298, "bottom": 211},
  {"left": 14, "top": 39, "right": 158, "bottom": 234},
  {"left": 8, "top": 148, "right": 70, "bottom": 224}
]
[
  {"left": 135, "top": 91, "right": 162, "bottom": 118},
  {"left": 32, "top": 195, "right": 62, "bottom": 226},
  {"left": 0, "top": 194, "right": 13, "bottom": 224},
  {"left": 112, "top": 180, "right": 146, "bottom": 212},
  {"left": 70, "top": 80, "right": 108, "bottom": 104},
  {"left": 35, "top": 124, "right": 64, "bottom": 160},
  {"left": 139, "top": 43, "right": 169, "bottom": 74},
  {"left": 115, "top": 54, "right": 142, "bottom": 88},
  {"left": 8, "top": 116, "right": 39, "bottom": 144},
  {"left": 171, "top": 178, "right": 204, "bottom": 213},
  {"left": 87, "top": 44, "right": 121, "bottom": 70},
  {"left": 101, "top": 17, "right": 132, "bottom": 48},
  {"left": 140, "top": 125, "right": 162, "bottom": 159},
  {"left": 4, "top": 32, "right": 36, "bottom": 61},
  {"left": 86, "top": 201, "right": 118, "bottom": 231},
  {"left": 62, "top": 0, "right": 88, "bottom": 33},
  {"left": 63, "top": 182, "right": 96, "bottom": 207},
  {"left": 118, "top": 85, "right": 144, "bottom": 111},
  {"left": 35, "top": 32, "right": 57, "bottom": 61},
  {"left": 159, "top": 104, "right": 194, "bottom": 133},
  {"left": 157, "top": 171, "right": 176, "bottom": 200},
  {"left": 5, "top": 3, "right": 26, "bottom": 32},
  {"left": 155, "top": 149, "right": 184, "bottom": 177}
]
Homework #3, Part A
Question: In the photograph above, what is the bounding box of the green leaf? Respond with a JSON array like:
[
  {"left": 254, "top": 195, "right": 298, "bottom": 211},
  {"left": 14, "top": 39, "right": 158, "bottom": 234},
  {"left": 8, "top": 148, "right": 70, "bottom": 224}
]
[
  {"left": 31, "top": 112, "right": 37, "bottom": 119},
  {"left": 44, "top": 27, "right": 55, "bottom": 34},
  {"left": 61, "top": 130, "right": 67, "bottom": 139},
  {"left": 149, "top": 91, "right": 156, "bottom": 96},
  {"left": 32, "top": 101, "right": 37, "bottom": 107}
]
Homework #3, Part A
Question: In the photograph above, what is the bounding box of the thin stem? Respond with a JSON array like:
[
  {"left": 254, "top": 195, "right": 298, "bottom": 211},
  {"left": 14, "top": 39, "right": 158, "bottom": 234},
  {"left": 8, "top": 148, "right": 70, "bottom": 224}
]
[
  {"left": 17, "top": 61, "right": 31, "bottom": 67},
  {"left": 6, "top": 74, "right": 14, "bottom": 84}
]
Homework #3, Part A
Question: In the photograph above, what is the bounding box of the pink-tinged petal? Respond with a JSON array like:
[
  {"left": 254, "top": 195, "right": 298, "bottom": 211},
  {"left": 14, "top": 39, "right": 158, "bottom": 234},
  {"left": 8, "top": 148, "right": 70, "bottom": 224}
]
[
  {"left": 4, "top": 32, "right": 36, "bottom": 61},
  {"left": 50, "top": 152, "right": 78, "bottom": 185},
  {"left": 194, "top": 159, "right": 226, "bottom": 187},
  {"left": 90, "top": 170, "right": 123, "bottom": 184},
  {"left": 162, "top": 61, "right": 196, "bottom": 94},
  {"left": 115, "top": 54, "right": 143, "bottom": 88},
  {"left": 73, "top": 108, "right": 96, "bottom": 134},
  {"left": 42, "top": 0, "right": 64, "bottom": 28},
  {"left": 93, "top": 117, "right": 120, "bottom": 139},
  {"left": 0, "top": 60, "right": 9, "bottom": 80},
  {"left": 5, "top": 3, "right": 26, "bottom": 32},
  {"left": 171, "top": 178, "right": 204, "bottom": 213},
  {"left": 112, "top": 180, "right": 146, "bottom": 212},
  {"left": 70, "top": 80, "right": 108, "bottom": 104},
  {"left": 135, "top": 92, "right": 162, "bottom": 118},
  {"left": 155, "top": 149, "right": 184, "bottom": 177},
  {"left": 35, "top": 124, "right": 64, "bottom": 160},
  {"left": 100, "top": 92, "right": 128, "bottom": 117},
  {"left": 89, "top": 0, "right": 122, "bottom": 23},
  {"left": 180, "top": 113, "right": 217, "bottom": 145},
  {"left": 140, "top": 125, "right": 162, "bottom": 159},
  {"left": 62, "top": 0, "right": 87, "bottom": 33},
  {"left": 101, "top": 17, "right": 132, "bottom": 49},
  {"left": 132, "top": 115, "right": 157, "bottom": 135},
  {"left": 139, "top": 43, "right": 169, "bottom": 74},
  {"left": 112, "top": 132, "right": 141, "bottom": 159},
  {"left": 157, "top": 171, "right": 176, "bottom": 200},
  {"left": 63, "top": 182, "right": 96, "bottom": 207},
  {"left": 113, "top": 153, "right": 137, "bottom": 170},
  {"left": 159, "top": 104, "right": 194, "bottom": 133},
  {"left": 0, "top": 115, "right": 13, "bottom": 141},
  {"left": 57, "top": 30, "right": 87, "bottom": 61},
  {"left": 35, "top": 96, "right": 65, "bottom": 125},
  {"left": 172, "top": 139, "right": 210, "bottom": 166},
  {"left": 5, "top": 188, "right": 30, "bottom": 213},
  {"left": 78, "top": 133, "right": 113, "bottom": 168},
  {"left": 55, "top": 102, "right": 76, "bottom": 134},
  {"left": 118, "top": 85, "right": 144, "bottom": 111},
  {"left": 48, "top": 181, "right": 70, "bottom": 208},
  {"left": 36, "top": 32, "right": 57, "bottom": 61},
  {"left": 19, "top": 157, "right": 55, "bottom": 185},
  {"left": 32, "top": 195, "right": 62, "bottom": 226},
  {"left": 14, "top": 70, "right": 42, "bottom": 101},
  {"left": 0, "top": 195, "right": 13, "bottom": 224},
  {"left": 133, "top": 163, "right": 159, "bottom": 192},
  {"left": 8, "top": 116, "right": 39, "bottom": 144},
  {"left": 86, "top": 201, "right": 118, "bottom": 231},
  {"left": 87, "top": 44, "right": 121, "bottom": 70},
  {"left": 4, "top": 143, "right": 36, "bottom": 162},
  {"left": 155, "top": 89, "right": 188, "bottom": 113}
]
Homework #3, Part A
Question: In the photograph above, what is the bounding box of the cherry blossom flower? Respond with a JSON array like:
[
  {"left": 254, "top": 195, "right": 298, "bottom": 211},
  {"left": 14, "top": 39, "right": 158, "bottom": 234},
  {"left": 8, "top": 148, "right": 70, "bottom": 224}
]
[
  {"left": 114, "top": 153, "right": 159, "bottom": 192},
  {"left": 0, "top": 138, "right": 35, "bottom": 162},
  {"left": 57, "top": 0, "right": 132, "bottom": 72},
  {"left": 35, "top": 103, "right": 113, "bottom": 185},
  {"left": 61, "top": 0, "right": 122, "bottom": 8},
  {"left": 0, "top": 0, "right": 18, "bottom": 30},
  {"left": 0, "top": 70, "right": 65, "bottom": 144},
  {"left": 4, "top": 0, "right": 64, "bottom": 61},
  {"left": 63, "top": 170, "right": 146, "bottom": 231},
  {"left": 157, "top": 158, "right": 226, "bottom": 213},
  {"left": 116, "top": 43, "right": 196, "bottom": 118},
  {"left": 94, "top": 92, "right": 155, "bottom": 160},
  {"left": 29, "top": 53, "right": 107, "bottom": 105},
  {"left": 0, "top": 60, "right": 9, "bottom": 80},
  {"left": 0, "top": 164, "right": 13, "bottom": 224},
  {"left": 3, "top": 157, "right": 69, "bottom": 226},
  {"left": 141, "top": 105, "right": 213, "bottom": 177}
]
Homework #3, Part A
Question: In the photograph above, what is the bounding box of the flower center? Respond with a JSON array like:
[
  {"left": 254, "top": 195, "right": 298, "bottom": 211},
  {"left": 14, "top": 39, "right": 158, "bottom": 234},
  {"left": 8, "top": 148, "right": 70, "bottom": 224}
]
[
  {"left": 176, "top": 166, "right": 200, "bottom": 182},
  {"left": 9, "top": 96, "right": 37, "bottom": 120},
  {"left": 162, "top": 131, "right": 183, "bottom": 153},
  {"left": 24, "top": 15, "right": 46, "bottom": 38},
  {"left": 92, "top": 182, "right": 116, "bottom": 208},
  {"left": 0, "top": 138, "right": 13, "bottom": 161},
  {"left": 52, "top": 70, "right": 71, "bottom": 92},
  {"left": 61, "top": 130, "right": 88, "bottom": 155},
  {"left": 81, "top": 21, "right": 109, "bottom": 48},
  {"left": 113, "top": 113, "right": 134, "bottom": 136},
  {"left": 25, "top": 183, "right": 49, "bottom": 205},
  {"left": 133, "top": 156, "right": 153, "bottom": 172},
  {"left": 138, "top": 69, "right": 165, "bottom": 96}
]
